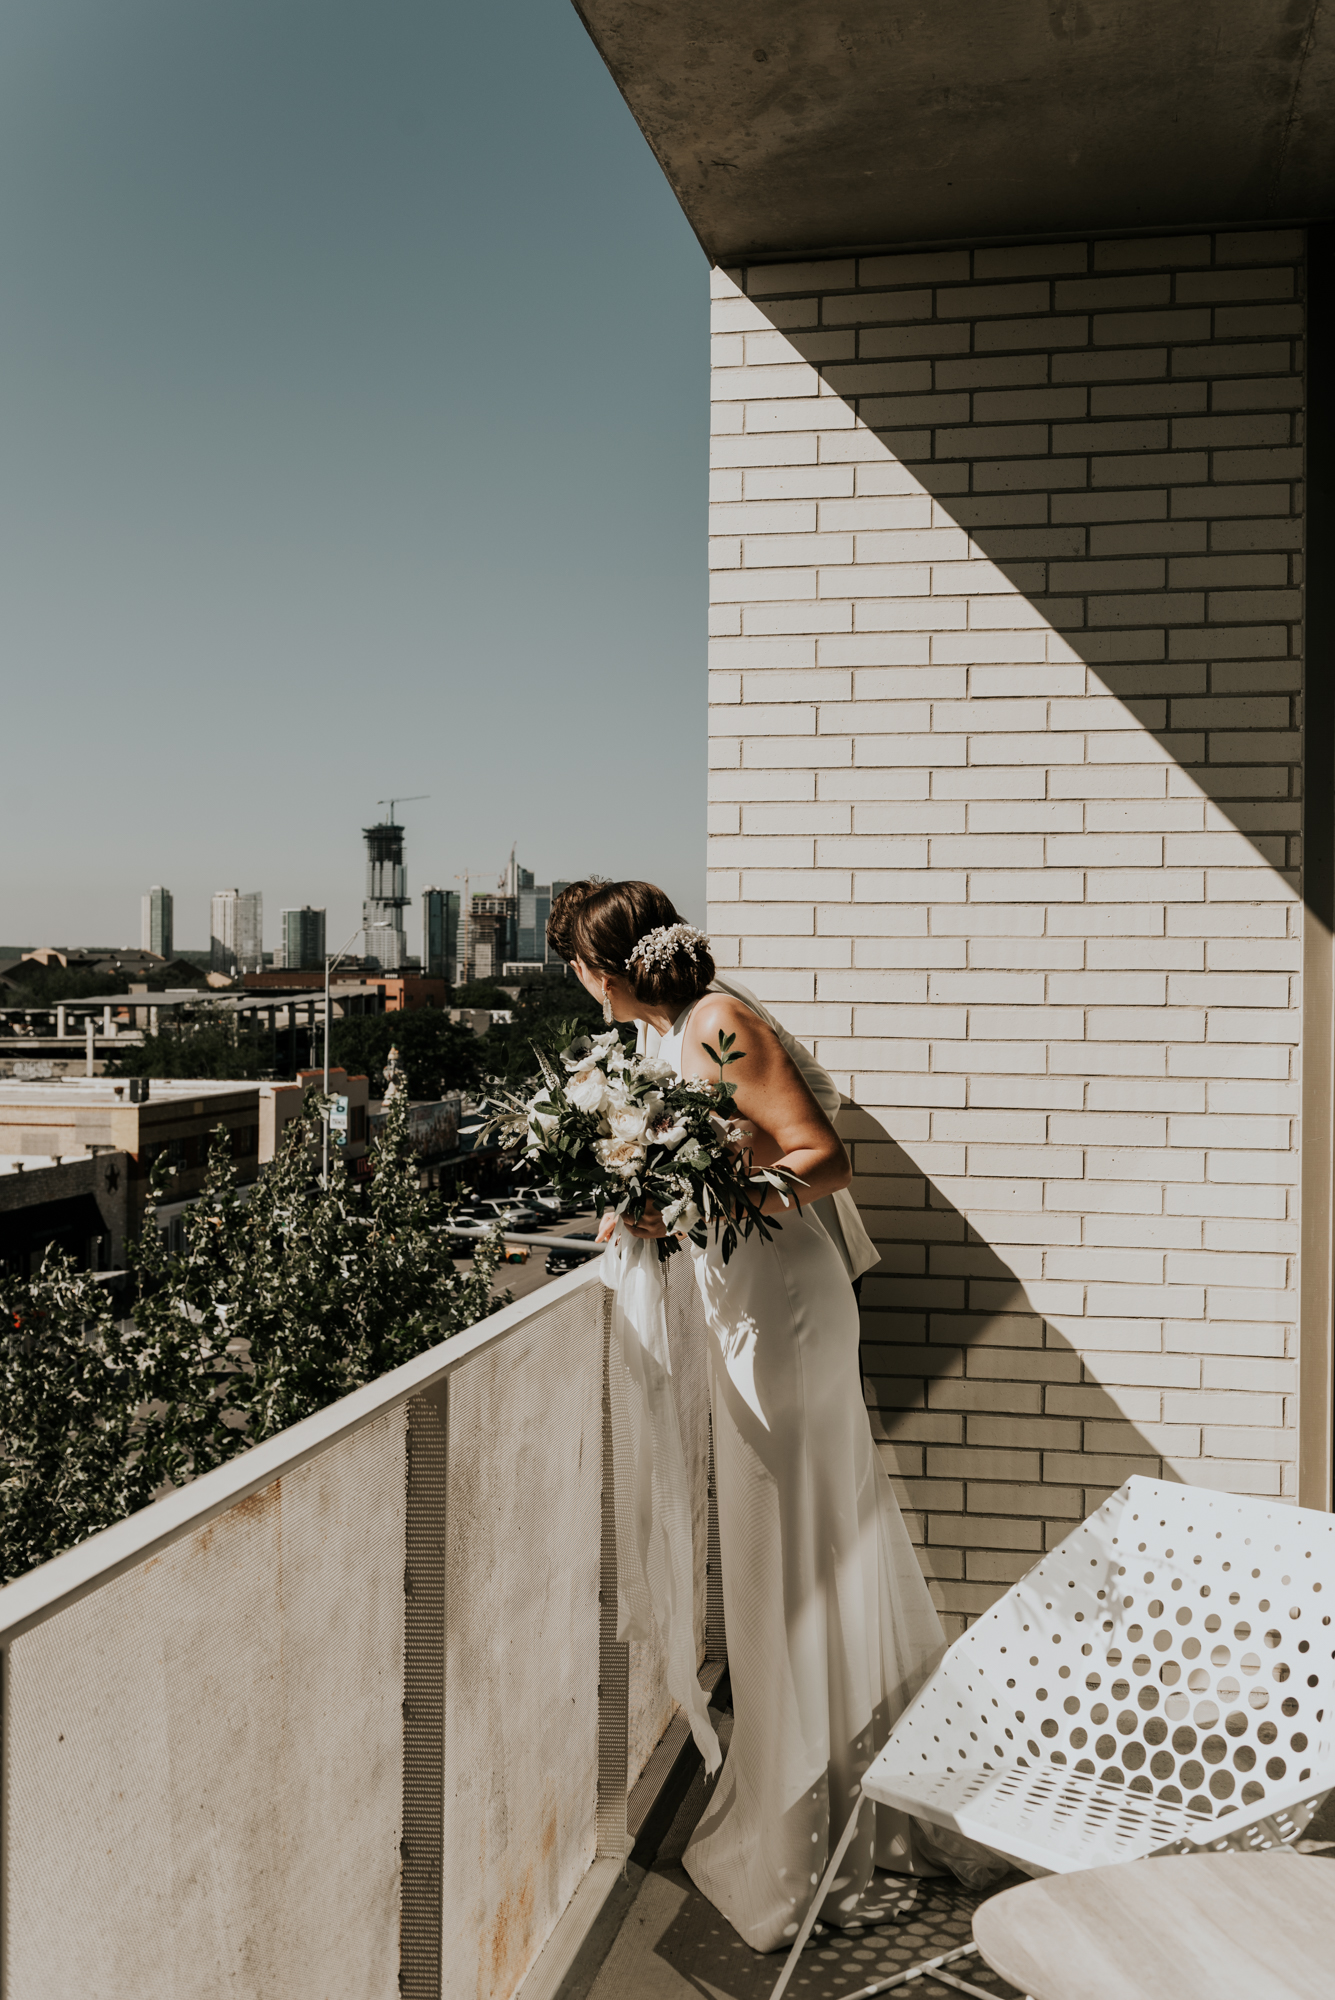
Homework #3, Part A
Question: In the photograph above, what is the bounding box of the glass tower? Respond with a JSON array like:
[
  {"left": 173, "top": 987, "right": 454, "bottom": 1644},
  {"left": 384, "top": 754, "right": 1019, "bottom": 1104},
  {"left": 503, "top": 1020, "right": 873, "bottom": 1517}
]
[
  {"left": 282, "top": 906, "right": 327, "bottom": 972},
  {"left": 141, "top": 885, "right": 173, "bottom": 960},
  {"left": 210, "top": 890, "right": 263, "bottom": 976},
  {"left": 514, "top": 877, "right": 571, "bottom": 965},
  {"left": 421, "top": 887, "right": 460, "bottom": 981}
]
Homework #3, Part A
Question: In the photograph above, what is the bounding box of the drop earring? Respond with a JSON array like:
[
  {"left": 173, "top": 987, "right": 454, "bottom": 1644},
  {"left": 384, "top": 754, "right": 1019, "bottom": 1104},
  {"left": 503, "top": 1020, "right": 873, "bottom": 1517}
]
[{"left": 602, "top": 986, "right": 614, "bottom": 1026}]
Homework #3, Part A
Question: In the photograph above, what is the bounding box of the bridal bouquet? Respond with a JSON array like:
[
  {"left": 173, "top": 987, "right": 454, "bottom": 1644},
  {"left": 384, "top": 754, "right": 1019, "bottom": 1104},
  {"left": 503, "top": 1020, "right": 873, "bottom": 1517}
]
[{"left": 497, "top": 1026, "right": 797, "bottom": 1263}]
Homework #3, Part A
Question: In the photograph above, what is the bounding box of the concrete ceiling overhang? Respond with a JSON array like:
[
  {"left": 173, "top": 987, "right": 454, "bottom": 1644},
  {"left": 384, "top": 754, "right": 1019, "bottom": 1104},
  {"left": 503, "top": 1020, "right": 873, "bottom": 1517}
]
[{"left": 572, "top": 1, "right": 1333, "bottom": 262}]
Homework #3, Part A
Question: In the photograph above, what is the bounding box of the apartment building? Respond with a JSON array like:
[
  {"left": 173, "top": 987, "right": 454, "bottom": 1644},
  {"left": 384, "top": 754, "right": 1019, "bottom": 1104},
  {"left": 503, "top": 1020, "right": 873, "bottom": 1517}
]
[{"left": 578, "top": 3, "right": 1335, "bottom": 1629}]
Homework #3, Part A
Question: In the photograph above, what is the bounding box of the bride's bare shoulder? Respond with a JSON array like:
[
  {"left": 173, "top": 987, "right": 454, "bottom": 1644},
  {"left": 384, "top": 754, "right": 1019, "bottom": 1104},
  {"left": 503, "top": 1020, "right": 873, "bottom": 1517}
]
[
  {"left": 692, "top": 989, "right": 752, "bottom": 1029},
  {"left": 690, "top": 990, "right": 775, "bottom": 1050}
]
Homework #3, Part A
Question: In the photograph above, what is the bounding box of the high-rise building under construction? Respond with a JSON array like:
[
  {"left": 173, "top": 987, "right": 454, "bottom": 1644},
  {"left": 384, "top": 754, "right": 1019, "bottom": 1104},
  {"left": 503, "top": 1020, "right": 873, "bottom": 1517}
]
[{"left": 361, "top": 820, "right": 409, "bottom": 970}]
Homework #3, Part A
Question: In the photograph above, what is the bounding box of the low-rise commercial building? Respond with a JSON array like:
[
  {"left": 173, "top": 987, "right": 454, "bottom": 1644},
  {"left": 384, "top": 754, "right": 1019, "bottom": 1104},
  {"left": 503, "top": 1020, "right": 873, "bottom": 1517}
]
[
  {"left": 242, "top": 971, "right": 444, "bottom": 1012},
  {"left": 0, "top": 1069, "right": 373, "bottom": 1269},
  {"left": 0, "top": 1079, "right": 263, "bottom": 1238},
  {"left": 0, "top": 1150, "right": 130, "bottom": 1276},
  {"left": 259, "top": 1069, "right": 370, "bottom": 1166}
]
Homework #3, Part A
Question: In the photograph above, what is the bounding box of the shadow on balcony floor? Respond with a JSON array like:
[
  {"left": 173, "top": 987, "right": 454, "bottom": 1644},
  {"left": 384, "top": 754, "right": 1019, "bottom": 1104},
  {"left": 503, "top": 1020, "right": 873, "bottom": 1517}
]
[
  {"left": 570, "top": 1704, "right": 1335, "bottom": 2000},
  {"left": 579, "top": 1699, "right": 1027, "bottom": 2000}
]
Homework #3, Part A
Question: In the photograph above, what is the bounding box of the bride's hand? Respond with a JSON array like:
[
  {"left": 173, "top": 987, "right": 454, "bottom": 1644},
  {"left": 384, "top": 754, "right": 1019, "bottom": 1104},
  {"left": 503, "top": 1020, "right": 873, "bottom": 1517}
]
[
  {"left": 595, "top": 1212, "right": 617, "bottom": 1244},
  {"left": 624, "top": 1201, "right": 668, "bottom": 1241}
]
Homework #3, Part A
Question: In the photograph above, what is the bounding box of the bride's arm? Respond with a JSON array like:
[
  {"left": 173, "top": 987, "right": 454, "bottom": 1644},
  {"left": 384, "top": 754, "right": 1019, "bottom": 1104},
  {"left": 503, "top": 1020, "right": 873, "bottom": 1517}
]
[{"left": 683, "top": 995, "right": 852, "bottom": 1217}]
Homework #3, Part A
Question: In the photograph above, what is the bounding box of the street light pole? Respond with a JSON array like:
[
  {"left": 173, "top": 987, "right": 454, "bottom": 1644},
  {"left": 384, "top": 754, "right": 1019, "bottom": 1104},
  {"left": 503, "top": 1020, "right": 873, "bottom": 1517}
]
[{"left": 322, "top": 923, "right": 365, "bottom": 1185}]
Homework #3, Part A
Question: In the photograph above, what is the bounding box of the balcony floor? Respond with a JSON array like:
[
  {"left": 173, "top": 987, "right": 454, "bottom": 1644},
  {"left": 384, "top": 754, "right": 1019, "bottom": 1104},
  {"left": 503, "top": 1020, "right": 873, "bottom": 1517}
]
[{"left": 573, "top": 1702, "right": 1335, "bottom": 2000}]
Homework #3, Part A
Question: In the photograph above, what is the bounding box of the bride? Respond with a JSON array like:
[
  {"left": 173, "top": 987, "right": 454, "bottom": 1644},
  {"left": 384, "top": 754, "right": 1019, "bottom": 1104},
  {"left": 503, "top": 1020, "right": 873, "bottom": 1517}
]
[{"left": 547, "top": 878, "right": 992, "bottom": 1954}]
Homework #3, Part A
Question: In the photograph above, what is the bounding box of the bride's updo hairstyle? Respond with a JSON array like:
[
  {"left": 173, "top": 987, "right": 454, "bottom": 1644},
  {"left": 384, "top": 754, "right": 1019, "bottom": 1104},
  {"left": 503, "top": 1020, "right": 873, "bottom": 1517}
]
[{"left": 548, "top": 879, "right": 715, "bottom": 1010}]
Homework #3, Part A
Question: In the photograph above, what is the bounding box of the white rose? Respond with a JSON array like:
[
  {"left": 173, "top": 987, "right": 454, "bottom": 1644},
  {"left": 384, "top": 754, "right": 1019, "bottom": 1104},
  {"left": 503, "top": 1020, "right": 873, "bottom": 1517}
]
[
  {"left": 595, "top": 1136, "right": 647, "bottom": 1179},
  {"left": 528, "top": 1107, "right": 558, "bottom": 1138},
  {"left": 636, "top": 1054, "right": 676, "bottom": 1084},
  {"left": 566, "top": 1069, "right": 608, "bottom": 1115},
  {"left": 663, "top": 1194, "right": 701, "bottom": 1235},
  {"left": 608, "top": 1102, "right": 649, "bottom": 1143}
]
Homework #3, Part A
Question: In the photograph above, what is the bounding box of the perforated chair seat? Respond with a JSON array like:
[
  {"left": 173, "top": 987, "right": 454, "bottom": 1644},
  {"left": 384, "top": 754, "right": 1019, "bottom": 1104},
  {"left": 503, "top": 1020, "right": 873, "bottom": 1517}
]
[{"left": 863, "top": 1476, "right": 1334, "bottom": 1878}]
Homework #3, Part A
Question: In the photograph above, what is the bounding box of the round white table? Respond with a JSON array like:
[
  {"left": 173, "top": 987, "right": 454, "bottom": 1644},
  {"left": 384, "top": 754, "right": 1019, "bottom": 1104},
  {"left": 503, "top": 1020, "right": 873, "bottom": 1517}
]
[{"left": 972, "top": 1851, "right": 1334, "bottom": 2000}]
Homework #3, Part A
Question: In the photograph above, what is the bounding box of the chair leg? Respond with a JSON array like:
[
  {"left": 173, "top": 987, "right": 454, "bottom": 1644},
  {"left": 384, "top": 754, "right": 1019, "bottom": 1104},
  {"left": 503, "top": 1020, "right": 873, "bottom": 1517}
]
[
  {"left": 851, "top": 1943, "right": 984, "bottom": 1999},
  {"left": 768, "top": 1790, "right": 866, "bottom": 2000}
]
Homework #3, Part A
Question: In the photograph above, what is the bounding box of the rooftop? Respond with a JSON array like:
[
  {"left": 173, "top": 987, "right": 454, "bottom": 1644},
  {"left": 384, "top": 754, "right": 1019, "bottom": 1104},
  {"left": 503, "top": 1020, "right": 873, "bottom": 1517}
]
[
  {"left": 0, "top": 1077, "right": 262, "bottom": 1108},
  {"left": 0, "top": 989, "right": 214, "bottom": 1010}
]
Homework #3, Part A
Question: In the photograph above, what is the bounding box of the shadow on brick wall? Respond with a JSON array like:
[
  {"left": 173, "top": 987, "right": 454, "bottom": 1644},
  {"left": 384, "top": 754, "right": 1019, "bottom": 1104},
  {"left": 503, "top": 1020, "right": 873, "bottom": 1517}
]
[
  {"left": 842, "top": 1105, "right": 1178, "bottom": 1640},
  {"left": 712, "top": 246, "right": 1306, "bottom": 1625},
  {"left": 728, "top": 242, "right": 1303, "bottom": 891}
]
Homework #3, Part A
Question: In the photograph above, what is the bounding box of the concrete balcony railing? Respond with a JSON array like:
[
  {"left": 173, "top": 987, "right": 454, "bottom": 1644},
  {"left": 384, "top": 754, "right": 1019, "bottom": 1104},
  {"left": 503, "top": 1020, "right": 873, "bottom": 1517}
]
[{"left": 0, "top": 1257, "right": 719, "bottom": 2000}]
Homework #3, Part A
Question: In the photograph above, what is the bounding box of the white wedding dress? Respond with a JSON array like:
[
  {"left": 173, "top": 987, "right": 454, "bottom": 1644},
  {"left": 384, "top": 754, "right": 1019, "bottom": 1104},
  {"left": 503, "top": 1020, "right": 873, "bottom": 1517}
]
[{"left": 646, "top": 985, "right": 992, "bottom": 1953}]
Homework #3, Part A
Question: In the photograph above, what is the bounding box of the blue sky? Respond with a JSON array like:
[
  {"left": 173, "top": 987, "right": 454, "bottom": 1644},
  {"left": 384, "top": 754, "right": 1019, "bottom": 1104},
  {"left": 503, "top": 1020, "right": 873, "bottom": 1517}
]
[{"left": 1, "top": 1, "right": 708, "bottom": 953}]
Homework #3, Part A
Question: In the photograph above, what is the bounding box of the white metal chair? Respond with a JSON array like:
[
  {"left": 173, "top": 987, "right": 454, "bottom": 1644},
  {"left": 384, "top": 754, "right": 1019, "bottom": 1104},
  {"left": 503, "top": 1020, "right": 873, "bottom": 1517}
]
[{"left": 771, "top": 1475, "right": 1335, "bottom": 1999}]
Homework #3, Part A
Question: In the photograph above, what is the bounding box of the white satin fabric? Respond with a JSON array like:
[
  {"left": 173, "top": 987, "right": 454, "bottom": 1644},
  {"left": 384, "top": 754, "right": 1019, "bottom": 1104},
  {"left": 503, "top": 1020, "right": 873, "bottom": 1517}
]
[
  {"left": 651, "top": 995, "right": 989, "bottom": 1952},
  {"left": 598, "top": 1226, "right": 720, "bottom": 1773}
]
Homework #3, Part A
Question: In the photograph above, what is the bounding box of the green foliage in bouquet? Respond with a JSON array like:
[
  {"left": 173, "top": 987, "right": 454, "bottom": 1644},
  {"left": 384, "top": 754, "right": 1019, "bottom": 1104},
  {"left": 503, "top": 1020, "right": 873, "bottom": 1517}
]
[
  {"left": 0, "top": 1090, "right": 507, "bottom": 1584},
  {"left": 493, "top": 1026, "right": 800, "bottom": 1265}
]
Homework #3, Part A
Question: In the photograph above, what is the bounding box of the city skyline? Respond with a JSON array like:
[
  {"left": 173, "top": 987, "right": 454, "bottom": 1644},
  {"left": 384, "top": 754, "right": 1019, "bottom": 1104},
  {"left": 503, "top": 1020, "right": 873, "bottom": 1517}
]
[
  {"left": 1, "top": 2, "right": 707, "bottom": 949},
  {"left": 2, "top": 835, "right": 604, "bottom": 961}
]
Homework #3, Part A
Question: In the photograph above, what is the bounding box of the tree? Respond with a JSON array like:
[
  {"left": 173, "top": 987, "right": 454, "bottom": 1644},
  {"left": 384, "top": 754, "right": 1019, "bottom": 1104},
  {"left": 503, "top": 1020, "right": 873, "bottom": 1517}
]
[
  {"left": 480, "top": 977, "right": 602, "bottom": 1083},
  {"left": 331, "top": 1008, "right": 483, "bottom": 1099},
  {"left": 1, "top": 963, "right": 191, "bottom": 1004},
  {"left": 2, "top": 965, "right": 129, "bottom": 1004},
  {"left": 452, "top": 979, "right": 508, "bottom": 1007},
  {"left": 0, "top": 1091, "right": 506, "bottom": 1582},
  {"left": 107, "top": 1011, "right": 272, "bottom": 1081}
]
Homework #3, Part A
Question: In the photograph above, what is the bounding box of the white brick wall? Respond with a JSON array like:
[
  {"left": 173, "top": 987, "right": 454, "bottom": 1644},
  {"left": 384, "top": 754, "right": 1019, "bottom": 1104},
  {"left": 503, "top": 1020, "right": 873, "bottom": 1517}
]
[{"left": 707, "top": 230, "right": 1306, "bottom": 1631}]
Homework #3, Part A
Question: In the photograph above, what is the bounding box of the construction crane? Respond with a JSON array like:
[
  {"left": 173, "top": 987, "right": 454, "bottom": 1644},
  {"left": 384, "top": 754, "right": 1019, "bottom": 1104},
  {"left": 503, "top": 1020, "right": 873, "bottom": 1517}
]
[{"left": 376, "top": 794, "right": 429, "bottom": 822}]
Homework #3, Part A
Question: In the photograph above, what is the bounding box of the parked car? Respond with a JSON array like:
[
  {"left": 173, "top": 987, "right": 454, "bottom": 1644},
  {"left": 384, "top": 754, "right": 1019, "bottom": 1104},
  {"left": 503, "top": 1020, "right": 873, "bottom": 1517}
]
[
  {"left": 446, "top": 1204, "right": 491, "bottom": 1236},
  {"left": 523, "top": 1187, "right": 565, "bottom": 1216},
  {"left": 545, "top": 1231, "right": 598, "bottom": 1275},
  {"left": 478, "top": 1200, "right": 548, "bottom": 1233},
  {"left": 504, "top": 1208, "right": 549, "bottom": 1234},
  {"left": 509, "top": 1183, "right": 583, "bottom": 1219}
]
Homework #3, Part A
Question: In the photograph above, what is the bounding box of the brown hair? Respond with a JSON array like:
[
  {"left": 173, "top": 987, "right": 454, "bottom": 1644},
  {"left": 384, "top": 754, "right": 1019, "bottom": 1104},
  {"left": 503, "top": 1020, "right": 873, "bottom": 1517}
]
[
  {"left": 547, "top": 879, "right": 715, "bottom": 1009},
  {"left": 545, "top": 878, "right": 606, "bottom": 965}
]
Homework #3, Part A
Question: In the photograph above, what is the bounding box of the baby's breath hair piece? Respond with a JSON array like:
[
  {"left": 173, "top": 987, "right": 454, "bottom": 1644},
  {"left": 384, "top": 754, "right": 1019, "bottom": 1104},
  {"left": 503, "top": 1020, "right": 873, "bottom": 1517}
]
[{"left": 626, "top": 922, "right": 711, "bottom": 973}]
